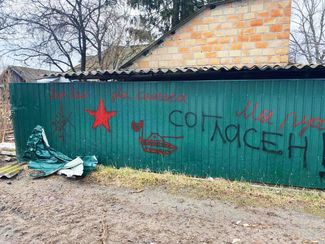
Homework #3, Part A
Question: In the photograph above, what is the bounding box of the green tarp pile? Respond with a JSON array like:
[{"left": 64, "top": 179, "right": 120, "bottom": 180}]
[{"left": 24, "top": 125, "right": 97, "bottom": 178}]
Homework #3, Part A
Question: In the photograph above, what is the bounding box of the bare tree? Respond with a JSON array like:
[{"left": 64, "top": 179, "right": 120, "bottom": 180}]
[
  {"left": 0, "top": 0, "right": 7, "bottom": 34},
  {"left": 0, "top": 0, "right": 15, "bottom": 142},
  {"left": 289, "top": 42, "right": 299, "bottom": 64},
  {"left": 0, "top": 0, "right": 17, "bottom": 46},
  {"left": 85, "top": 1, "right": 142, "bottom": 70},
  {"left": 290, "top": 0, "right": 325, "bottom": 64},
  {"left": 0, "top": 0, "right": 12, "bottom": 34},
  {"left": 11, "top": 0, "right": 116, "bottom": 72}
]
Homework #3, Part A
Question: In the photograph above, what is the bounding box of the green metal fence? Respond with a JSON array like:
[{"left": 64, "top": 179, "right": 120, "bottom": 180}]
[{"left": 10, "top": 80, "right": 325, "bottom": 189}]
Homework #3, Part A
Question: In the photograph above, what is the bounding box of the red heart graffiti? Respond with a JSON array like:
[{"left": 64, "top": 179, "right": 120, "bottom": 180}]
[{"left": 132, "top": 120, "right": 144, "bottom": 132}]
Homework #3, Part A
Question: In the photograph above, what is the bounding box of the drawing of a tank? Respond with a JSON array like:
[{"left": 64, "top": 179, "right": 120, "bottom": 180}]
[{"left": 132, "top": 121, "right": 183, "bottom": 156}]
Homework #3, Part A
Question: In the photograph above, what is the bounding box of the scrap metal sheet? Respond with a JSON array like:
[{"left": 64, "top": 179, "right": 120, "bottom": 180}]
[{"left": 0, "top": 163, "right": 23, "bottom": 179}]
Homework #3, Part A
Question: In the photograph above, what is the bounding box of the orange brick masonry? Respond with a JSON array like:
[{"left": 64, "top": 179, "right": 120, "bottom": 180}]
[{"left": 130, "top": 0, "right": 292, "bottom": 69}]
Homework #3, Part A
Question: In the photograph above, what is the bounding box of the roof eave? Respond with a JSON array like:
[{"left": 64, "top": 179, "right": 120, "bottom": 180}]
[{"left": 46, "top": 64, "right": 325, "bottom": 82}]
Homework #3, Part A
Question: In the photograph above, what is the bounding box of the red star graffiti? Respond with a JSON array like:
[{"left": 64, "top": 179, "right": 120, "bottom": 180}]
[{"left": 85, "top": 98, "right": 117, "bottom": 132}]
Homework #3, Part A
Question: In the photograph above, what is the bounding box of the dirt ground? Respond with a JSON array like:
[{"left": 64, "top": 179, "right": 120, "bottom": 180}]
[{"left": 0, "top": 172, "right": 324, "bottom": 244}]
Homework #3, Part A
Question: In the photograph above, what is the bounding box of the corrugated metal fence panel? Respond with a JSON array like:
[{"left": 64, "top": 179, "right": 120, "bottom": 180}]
[{"left": 10, "top": 80, "right": 325, "bottom": 189}]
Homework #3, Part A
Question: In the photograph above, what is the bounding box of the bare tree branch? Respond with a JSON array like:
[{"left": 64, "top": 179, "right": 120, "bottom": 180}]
[
  {"left": 291, "top": 0, "right": 325, "bottom": 64},
  {"left": 4, "top": 0, "right": 150, "bottom": 71},
  {"left": 8, "top": 0, "right": 117, "bottom": 71}
]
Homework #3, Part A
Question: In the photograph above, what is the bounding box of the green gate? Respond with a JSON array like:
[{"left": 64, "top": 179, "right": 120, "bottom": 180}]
[{"left": 10, "top": 80, "right": 325, "bottom": 189}]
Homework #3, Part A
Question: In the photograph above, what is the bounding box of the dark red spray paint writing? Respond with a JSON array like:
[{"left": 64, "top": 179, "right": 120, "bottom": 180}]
[
  {"left": 137, "top": 92, "right": 188, "bottom": 103},
  {"left": 111, "top": 90, "right": 188, "bottom": 103},
  {"left": 236, "top": 100, "right": 273, "bottom": 125},
  {"left": 71, "top": 87, "right": 88, "bottom": 99},
  {"left": 238, "top": 100, "right": 325, "bottom": 137},
  {"left": 50, "top": 88, "right": 88, "bottom": 100},
  {"left": 50, "top": 89, "right": 66, "bottom": 101},
  {"left": 280, "top": 112, "right": 325, "bottom": 137},
  {"left": 111, "top": 91, "right": 130, "bottom": 102}
]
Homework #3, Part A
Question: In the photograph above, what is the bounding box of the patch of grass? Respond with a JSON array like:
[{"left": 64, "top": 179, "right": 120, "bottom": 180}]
[{"left": 89, "top": 166, "right": 325, "bottom": 218}]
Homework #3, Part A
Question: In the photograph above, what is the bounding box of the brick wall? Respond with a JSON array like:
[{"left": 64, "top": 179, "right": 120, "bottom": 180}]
[{"left": 130, "top": 0, "right": 292, "bottom": 69}]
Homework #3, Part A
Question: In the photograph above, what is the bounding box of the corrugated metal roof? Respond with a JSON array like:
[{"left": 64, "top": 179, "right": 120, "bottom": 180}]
[
  {"left": 46, "top": 64, "right": 325, "bottom": 81},
  {"left": 9, "top": 66, "right": 52, "bottom": 82}
]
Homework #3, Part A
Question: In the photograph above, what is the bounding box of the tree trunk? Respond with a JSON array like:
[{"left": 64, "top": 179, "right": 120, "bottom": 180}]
[
  {"left": 172, "top": 0, "right": 181, "bottom": 27},
  {"left": 98, "top": 43, "right": 103, "bottom": 69}
]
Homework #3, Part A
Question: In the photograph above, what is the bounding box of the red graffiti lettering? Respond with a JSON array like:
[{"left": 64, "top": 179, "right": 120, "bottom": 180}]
[
  {"left": 71, "top": 87, "right": 88, "bottom": 99},
  {"left": 280, "top": 112, "right": 325, "bottom": 136},
  {"left": 236, "top": 100, "right": 273, "bottom": 125},
  {"left": 137, "top": 92, "right": 187, "bottom": 103},
  {"left": 50, "top": 89, "right": 65, "bottom": 101},
  {"left": 111, "top": 92, "right": 130, "bottom": 102}
]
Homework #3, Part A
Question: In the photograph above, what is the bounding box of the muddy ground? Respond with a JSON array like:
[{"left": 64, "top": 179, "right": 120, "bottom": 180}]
[{"left": 0, "top": 173, "right": 324, "bottom": 244}]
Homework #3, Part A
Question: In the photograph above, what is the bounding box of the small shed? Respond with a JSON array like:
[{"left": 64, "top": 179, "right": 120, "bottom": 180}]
[
  {"left": 10, "top": 64, "right": 325, "bottom": 189},
  {"left": 0, "top": 66, "right": 52, "bottom": 84}
]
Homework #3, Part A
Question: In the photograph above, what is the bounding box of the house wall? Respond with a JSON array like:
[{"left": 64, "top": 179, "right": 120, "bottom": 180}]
[
  {"left": 10, "top": 73, "right": 25, "bottom": 83},
  {"left": 130, "top": 0, "right": 292, "bottom": 69},
  {"left": 0, "top": 70, "right": 12, "bottom": 142}
]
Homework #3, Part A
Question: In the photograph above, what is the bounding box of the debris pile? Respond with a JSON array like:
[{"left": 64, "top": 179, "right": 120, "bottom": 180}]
[
  {"left": 0, "top": 126, "right": 98, "bottom": 180},
  {"left": 0, "top": 142, "right": 16, "bottom": 163},
  {"left": 24, "top": 125, "right": 98, "bottom": 178},
  {"left": 3, "top": 128, "right": 15, "bottom": 143},
  {"left": 0, "top": 142, "right": 23, "bottom": 179}
]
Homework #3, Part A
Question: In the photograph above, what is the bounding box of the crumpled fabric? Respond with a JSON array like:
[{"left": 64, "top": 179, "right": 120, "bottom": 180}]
[{"left": 24, "top": 125, "right": 97, "bottom": 178}]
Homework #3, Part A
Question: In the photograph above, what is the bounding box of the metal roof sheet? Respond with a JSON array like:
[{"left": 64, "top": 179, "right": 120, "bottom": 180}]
[
  {"left": 0, "top": 163, "right": 23, "bottom": 179},
  {"left": 45, "top": 64, "right": 325, "bottom": 81},
  {"left": 8, "top": 66, "right": 52, "bottom": 82}
]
